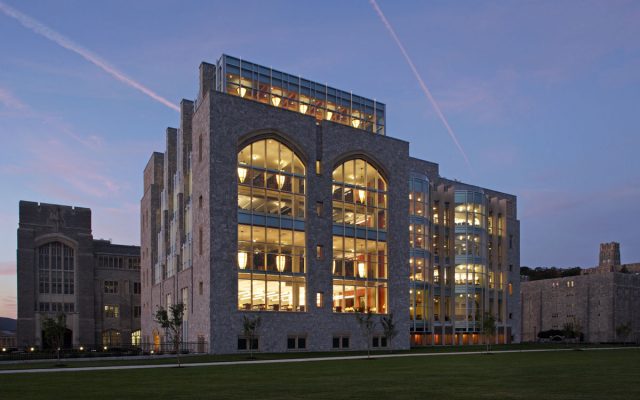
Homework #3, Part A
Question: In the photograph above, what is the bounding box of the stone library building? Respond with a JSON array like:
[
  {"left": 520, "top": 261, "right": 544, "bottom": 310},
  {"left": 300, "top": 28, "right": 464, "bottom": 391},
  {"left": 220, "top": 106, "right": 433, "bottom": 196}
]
[{"left": 141, "top": 55, "right": 520, "bottom": 354}]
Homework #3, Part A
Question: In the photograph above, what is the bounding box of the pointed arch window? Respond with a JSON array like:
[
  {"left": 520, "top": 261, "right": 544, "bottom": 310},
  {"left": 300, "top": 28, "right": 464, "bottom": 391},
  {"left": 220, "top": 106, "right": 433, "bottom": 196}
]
[
  {"left": 237, "top": 138, "right": 307, "bottom": 312},
  {"left": 331, "top": 158, "right": 387, "bottom": 314},
  {"left": 38, "top": 242, "right": 75, "bottom": 295}
]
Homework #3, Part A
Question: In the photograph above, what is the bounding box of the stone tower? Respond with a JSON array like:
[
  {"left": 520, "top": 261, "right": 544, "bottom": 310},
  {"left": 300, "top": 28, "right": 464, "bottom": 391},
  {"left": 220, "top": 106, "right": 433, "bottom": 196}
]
[{"left": 599, "top": 242, "right": 621, "bottom": 268}]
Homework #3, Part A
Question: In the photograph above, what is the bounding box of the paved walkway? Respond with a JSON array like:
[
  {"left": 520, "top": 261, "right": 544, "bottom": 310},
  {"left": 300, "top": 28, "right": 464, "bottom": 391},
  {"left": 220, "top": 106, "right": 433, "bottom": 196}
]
[{"left": 0, "top": 346, "right": 635, "bottom": 375}]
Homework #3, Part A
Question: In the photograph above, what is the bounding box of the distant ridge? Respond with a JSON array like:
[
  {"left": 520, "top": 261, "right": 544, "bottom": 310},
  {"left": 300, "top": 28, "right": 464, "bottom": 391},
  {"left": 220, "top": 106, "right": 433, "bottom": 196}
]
[{"left": 0, "top": 317, "right": 16, "bottom": 332}]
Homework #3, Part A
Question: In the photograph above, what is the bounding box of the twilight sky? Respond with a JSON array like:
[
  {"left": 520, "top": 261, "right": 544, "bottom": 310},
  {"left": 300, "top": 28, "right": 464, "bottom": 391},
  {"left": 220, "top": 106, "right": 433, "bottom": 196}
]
[{"left": 0, "top": 0, "right": 639, "bottom": 318}]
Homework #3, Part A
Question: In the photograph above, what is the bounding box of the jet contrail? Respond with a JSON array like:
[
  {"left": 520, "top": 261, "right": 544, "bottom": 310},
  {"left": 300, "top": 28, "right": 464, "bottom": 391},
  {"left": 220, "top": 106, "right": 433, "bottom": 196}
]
[
  {"left": 0, "top": 2, "right": 179, "bottom": 112},
  {"left": 369, "top": 0, "right": 471, "bottom": 169}
]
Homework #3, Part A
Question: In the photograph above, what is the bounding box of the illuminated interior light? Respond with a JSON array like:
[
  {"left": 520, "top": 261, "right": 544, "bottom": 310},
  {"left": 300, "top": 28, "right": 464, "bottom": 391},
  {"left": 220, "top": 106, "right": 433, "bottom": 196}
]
[
  {"left": 276, "top": 255, "right": 286, "bottom": 272},
  {"left": 237, "top": 166, "right": 248, "bottom": 183},
  {"left": 351, "top": 119, "right": 361, "bottom": 128},
  {"left": 326, "top": 111, "right": 333, "bottom": 120},
  {"left": 238, "top": 251, "right": 248, "bottom": 270},
  {"left": 271, "top": 96, "right": 281, "bottom": 107},
  {"left": 276, "top": 174, "right": 286, "bottom": 189},
  {"left": 237, "top": 87, "right": 247, "bottom": 98},
  {"left": 358, "top": 262, "right": 366, "bottom": 278},
  {"left": 357, "top": 189, "right": 366, "bottom": 204},
  {"left": 332, "top": 260, "right": 336, "bottom": 274},
  {"left": 299, "top": 104, "right": 308, "bottom": 114}
]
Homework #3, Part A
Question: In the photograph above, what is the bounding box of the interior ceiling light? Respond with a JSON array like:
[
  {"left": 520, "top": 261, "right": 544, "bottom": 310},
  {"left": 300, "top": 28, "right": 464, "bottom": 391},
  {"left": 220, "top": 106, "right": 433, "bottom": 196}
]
[
  {"left": 237, "top": 166, "right": 248, "bottom": 183},
  {"left": 238, "top": 251, "right": 248, "bottom": 269}
]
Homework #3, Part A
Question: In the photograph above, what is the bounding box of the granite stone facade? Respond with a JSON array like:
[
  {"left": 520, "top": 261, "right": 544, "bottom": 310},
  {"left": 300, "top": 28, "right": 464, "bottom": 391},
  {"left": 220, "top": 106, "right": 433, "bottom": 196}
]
[
  {"left": 521, "top": 244, "right": 640, "bottom": 343},
  {"left": 141, "top": 55, "right": 520, "bottom": 353},
  {"left": 521, "top": 272, "right": 640, "bottom": 343},
  {"left": 16, "top": 201, "right": 140, "bottom": 349}
]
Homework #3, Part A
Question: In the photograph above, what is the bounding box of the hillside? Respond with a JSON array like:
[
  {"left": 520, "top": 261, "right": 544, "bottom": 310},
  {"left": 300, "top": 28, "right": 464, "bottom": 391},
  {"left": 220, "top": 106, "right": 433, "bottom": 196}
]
[{"left": 0, "top": 317, "right": 16, "bottom": 332}]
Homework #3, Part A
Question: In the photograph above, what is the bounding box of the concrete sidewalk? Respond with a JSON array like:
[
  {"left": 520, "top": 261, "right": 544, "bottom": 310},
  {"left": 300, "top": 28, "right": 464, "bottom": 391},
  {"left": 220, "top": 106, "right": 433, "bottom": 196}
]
[{"left": 0, "top": 346, "right": 636, "bottom": 375}]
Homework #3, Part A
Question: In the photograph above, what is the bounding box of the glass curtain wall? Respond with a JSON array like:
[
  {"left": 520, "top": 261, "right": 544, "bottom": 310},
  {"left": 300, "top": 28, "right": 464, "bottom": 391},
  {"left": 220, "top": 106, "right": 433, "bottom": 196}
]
[
  {"left": 453, "top": 190, "right": 487, "bottom": 333},
  {"left": 220, "top": 55, "right": 386, "bottom": 135},
  {"left": 237, "top": 138, "right": 307, "bottom": 312},
  {"left": 332, "top": 159, "right": 388, "bottom": 314},
  {"left": 409, "top": 174, "right": 430, "bottom": 332}
]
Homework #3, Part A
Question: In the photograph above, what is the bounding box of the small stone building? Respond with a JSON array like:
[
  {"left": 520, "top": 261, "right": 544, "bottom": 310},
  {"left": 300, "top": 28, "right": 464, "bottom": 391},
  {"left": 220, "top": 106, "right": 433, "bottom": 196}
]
[
  {"left": 521, "top": 244, "right": 640, "bottom": 343},
  {"left": 16, "top": 201, "right": 141, "bottom": 349}
]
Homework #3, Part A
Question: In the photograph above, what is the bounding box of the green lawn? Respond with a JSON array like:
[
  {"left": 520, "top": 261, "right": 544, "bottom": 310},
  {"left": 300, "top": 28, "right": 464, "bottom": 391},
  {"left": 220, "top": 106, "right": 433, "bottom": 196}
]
[
  {"left": 0, "top": 343, "right": 619, "bottom": 370},
  {"left": 1, "top": 349, "right": 638, "bottom": 399},
  {"left": 0, "top": 343, "right": 607, "bottom": 370}
]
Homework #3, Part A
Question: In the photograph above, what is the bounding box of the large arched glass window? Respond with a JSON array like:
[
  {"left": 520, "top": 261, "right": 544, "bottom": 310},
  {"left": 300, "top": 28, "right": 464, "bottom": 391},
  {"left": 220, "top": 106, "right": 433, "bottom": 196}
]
[
  {"left": 237, "top": 138, "right": 306, "bottom": 312},
  {"left": 38, "top": 242, "right": 74, "bottom": 295},
  {"left": 332, "top": 159, "right": 387, "bottom": 314}
]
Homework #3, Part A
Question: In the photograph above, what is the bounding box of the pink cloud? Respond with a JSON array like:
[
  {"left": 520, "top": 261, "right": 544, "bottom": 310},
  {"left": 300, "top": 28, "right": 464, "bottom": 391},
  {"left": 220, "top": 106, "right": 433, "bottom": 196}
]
[
  {"left": 0, "top": 296, "right": 17, "bottom": 319},
  {"left": 435, "top": 69, "right": 529, "bottom": 124},
  {"left": 0, "top": 261, "right": 16, "bottom": 276},
  {"left": 23, "top": 137, "right": 121, "bottom": 200},
  {"left": 598, "top": 57, "right": 640, "bottom": 87},
  {"left": 520, "top": 189, "right": 585, "bottom": 219},
  {"left": 0, "top": 87, "right": 28, "bottom": 111},
  {"left": 0, "top": 85, "right": 104, "bottom": 150},
  {"left": 520, "top": 177, "right": 640, "bottom": 219},
  {"left": 0, "top": 273, "right": 17, "bottom": 319}
]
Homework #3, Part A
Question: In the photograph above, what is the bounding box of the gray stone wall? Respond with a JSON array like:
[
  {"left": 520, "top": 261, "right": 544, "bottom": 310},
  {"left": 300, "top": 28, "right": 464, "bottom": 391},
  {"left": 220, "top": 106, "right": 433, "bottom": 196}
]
[
  {"left": 521, "top": 273, "right": 640, "bottom": 343},
  {"left": 141, "top": 152, "right": 163, "bottom": 343},
  {"left": 17, "top": 201, "right": 140, "bottom": 348},
  {"left": 190, "top": 88, "right": 411, "bottom": 353}
]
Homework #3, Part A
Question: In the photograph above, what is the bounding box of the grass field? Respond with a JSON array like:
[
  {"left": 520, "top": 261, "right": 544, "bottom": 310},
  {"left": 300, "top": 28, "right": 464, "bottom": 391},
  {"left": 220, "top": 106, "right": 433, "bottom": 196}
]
[
  {"left": 0, "top": 349, "right": 638, "bottom": 399},
  {"left": 0, "top": 343, "right": 620, "bottom": 370}
]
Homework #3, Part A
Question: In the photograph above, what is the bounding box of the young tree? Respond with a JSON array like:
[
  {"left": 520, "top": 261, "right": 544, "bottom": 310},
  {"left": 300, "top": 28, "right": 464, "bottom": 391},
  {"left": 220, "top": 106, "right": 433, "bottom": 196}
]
[
  {"left": 380, "top": 313, "right": 398, "bottom": 353},
  {"left": 154, "top": 303, "right": 185, "bottom": 367},
  {"left": 562, "top": 321, "right": 575, "bottom": 346},
  {"left": 42, "top": 313, "right": 66, "bottom": 364},
  {"left": 356, "top": 309, "right": 376, "bottom": 359},
  {"left": 242, "top": 315, "right": 261, "bottom": 360},
  {"left": 616, "top": 322, "right": 632, "bottom": 344},
  {"left": 573, "top": 321, "right": 583, "bottom": 347},
  {"left": 563, "top": 320, "right": 583, "bottom": 348},
  {"left": 481, "top": 312, "right": 497, "bottom": 353}
]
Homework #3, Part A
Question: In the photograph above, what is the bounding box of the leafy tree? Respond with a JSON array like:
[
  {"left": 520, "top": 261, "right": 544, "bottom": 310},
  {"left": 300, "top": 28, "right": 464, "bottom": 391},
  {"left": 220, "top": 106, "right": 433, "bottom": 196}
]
[
  {"left": 356, "top": 309, "right": 376, "bottom": 359},
  {"left": 520, "top": 266, "right": 581, "bottom": 281},
  {"left": 380, "top": 313, "right": 398, "bottom": 353},
  {"left": 563, "top": 320, "right": 583, "bottom": 348},
  {"left": 154, "top": 303, "right": 185, "bottom": 367},
  {"left": 42, "top": 313, "right": 66, "bottom": 364},
  {"left": 242, "top": 315, "right": 261, "bottom": 360},
  {"left": 616, "top": 322, "right": 632, "bottom": 344},
  {"left": 481, "top": 312, "right": 497, "bottom": 353},
  {"left": 560, "top": 267, "right": 582, "bottom": 278}
]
